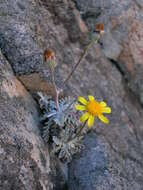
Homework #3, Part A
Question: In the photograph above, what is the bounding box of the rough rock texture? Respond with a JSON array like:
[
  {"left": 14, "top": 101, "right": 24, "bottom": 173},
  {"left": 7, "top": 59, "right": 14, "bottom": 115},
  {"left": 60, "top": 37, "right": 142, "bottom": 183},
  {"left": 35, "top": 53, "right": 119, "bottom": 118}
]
[
  {"left": 74, "top": 0, "right": 143, "bottom": 105},
  {"left": 67, "top": 44, "right": 143, "bottom": 189},
  {"left": 0, "top": 0, "right": 143, "bottom": 190},
  {"left": 0, "top": 51, "right": 53, "bottom": 189},
  {"left": 0, "top": 0, "right": 87, "bottom": 75}
]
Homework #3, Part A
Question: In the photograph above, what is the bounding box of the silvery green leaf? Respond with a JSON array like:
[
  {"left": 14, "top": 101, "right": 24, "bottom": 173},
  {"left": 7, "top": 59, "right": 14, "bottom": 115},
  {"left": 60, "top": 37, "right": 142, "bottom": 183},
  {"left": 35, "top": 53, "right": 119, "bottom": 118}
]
[
  {"left": 53, "top": 136, "right": 61, "bottom": 145},
  {"left": 38, "top": 92, "right": 84, "bottom": 163}
]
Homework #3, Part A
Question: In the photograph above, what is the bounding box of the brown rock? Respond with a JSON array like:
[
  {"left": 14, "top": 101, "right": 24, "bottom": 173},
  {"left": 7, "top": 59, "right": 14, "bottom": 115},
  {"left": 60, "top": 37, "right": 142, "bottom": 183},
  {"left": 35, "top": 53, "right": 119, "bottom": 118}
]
[{"left": 18, "top": 73, "right": 55, "bottom": 96}]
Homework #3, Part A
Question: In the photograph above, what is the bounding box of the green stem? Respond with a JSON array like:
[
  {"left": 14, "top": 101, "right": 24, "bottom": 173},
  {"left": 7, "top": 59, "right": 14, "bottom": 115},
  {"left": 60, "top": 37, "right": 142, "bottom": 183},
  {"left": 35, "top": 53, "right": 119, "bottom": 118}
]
[
  {"left": 50, "top": 68, "right": 59, "bottom": 110},
  {"left": 63, "top": 41, "right": 93, "bottom": 85},
  {"left": 72, "top": 121, "right": 87, "bottom": 140},
  {"left": 63, "top": 37, "right": 99, "bottom": 86}
]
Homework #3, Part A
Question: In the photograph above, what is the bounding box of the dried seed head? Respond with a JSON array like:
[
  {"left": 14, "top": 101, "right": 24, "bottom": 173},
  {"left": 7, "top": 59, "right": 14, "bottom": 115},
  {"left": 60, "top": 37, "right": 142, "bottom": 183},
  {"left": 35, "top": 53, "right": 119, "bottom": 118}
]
[
  {"left": 43, "top": 49, "right": 57, "bottom": 69},
  {"left": 44, "top": 49, "right": 55, "bottom": 62},
  {"left": 95, "top": 23, "right": 104, "bottom": 34}
]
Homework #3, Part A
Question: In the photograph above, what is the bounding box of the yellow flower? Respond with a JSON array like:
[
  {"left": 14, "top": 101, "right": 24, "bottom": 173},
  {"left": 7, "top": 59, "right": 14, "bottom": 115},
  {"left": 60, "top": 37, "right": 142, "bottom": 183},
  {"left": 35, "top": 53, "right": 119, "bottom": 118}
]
[{"left": 75, "top": 95, "right": 111, "bottom": 127}]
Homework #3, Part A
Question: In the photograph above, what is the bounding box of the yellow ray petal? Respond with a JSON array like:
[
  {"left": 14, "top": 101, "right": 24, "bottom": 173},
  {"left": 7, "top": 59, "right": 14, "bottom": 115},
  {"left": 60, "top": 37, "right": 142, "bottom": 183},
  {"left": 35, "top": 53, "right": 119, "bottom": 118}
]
[
  {"left": 102, "top": 107, "right": 111, "bottom": 113},
  {"left": 77, "top": 96, "right": 87, "bottom": 105},
  {"left": 100, "top": 101, "right": 107, "bottom": 107},
  {"left": 98, "top": 114, "right": 109, "bottom": 124},
  {"left": 88, "top": 95, "right": 95, "bottom": 101},
  {"left": 75, "top": 104, "right": 86, "bottom": 111},
  {"left": 80, "top": 112, "right": 90, "bottom": 123},
  {"left": 88, "top": 115, "right": 94, "bottom": 128}
]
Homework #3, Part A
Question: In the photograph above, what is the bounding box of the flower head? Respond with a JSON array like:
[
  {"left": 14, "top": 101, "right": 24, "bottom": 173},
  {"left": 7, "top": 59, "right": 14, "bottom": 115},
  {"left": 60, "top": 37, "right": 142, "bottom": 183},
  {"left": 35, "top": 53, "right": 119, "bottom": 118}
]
[{"left": 75, "top": 95, "right": 111, "bottom": 127}]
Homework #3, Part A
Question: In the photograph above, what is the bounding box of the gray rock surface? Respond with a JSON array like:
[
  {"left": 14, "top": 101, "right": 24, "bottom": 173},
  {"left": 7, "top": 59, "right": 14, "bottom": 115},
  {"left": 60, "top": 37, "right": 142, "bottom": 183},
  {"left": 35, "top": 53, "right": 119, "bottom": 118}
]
[
  {"left": 0, "top": 51, "right": 52, "bottom": 189},
  {"left": 74, "top": 0, "right": 143, "bottom": 104},
  {"left": 67, "top": 44, "right": 143, "bottom": 190},
  {"left": 0, "top": 0, "right": 143, "bottom": 190},
  {"left": 68, "top": 133, "right": 108, "bottom": 190},
  {"left": 0, "top": 0, "right": 43, "bottom": 74},
  {"left": 0, "top": 0, "right": 87, "bottom": 75}
]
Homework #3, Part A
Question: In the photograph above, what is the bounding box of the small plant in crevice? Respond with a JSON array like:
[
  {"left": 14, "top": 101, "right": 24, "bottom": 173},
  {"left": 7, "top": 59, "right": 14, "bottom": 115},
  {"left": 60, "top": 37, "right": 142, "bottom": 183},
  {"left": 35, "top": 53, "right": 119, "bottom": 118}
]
[
  {"left": 37, "top": 24, "right": 111, "bottom": 163},
  {"left": 38, "top": 92, "right": 83, "bottom": 163}
]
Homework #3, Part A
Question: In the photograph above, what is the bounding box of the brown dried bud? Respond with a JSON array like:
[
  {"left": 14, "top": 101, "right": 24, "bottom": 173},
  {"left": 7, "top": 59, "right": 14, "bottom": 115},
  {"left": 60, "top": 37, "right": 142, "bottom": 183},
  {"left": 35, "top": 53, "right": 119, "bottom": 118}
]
[
  {"left": 94, "top": 23, "right": 104, "bottom": 34},
  {"left": 44, "top": 49, "right": 55, "bottom": 62},
  {"left": 43, "top": 49, "right": 57, "bottom": 70}
]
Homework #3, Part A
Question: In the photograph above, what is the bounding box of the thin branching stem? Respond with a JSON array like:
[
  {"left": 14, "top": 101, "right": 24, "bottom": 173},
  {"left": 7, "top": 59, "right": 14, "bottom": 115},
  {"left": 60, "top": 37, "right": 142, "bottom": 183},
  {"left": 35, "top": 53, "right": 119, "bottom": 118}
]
[
  {"left": 69, "top": 121, "right": 87, "bottom": 142},
  {"left": 75, "top": 120, "right": 87, "bottom": 137},
  {"left": 50, "top": 67, "right": 59, "bottom": 110},
  {"left": 63, "top": 42, "right": 92, "bottom": 85},
  {"left": 63, "top": 37, "right": 99, "bottom": 86}
]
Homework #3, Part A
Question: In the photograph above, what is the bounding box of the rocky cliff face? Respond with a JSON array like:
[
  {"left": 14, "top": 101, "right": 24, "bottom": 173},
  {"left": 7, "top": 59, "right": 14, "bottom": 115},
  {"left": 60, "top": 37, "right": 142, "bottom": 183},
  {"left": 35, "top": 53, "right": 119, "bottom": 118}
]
[
  {"left": 0, "top": 0, "right": 143, "bottom": 190},
  {"left": 0, "top": 51, "right": 52, "bottom": 189}
]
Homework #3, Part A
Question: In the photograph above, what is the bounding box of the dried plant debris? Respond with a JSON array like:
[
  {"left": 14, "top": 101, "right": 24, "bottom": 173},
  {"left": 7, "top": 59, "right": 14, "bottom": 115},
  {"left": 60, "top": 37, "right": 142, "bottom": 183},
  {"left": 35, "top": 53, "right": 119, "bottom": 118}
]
[{"left": 38, "top": 92, "right": 84, "bottom": 163}]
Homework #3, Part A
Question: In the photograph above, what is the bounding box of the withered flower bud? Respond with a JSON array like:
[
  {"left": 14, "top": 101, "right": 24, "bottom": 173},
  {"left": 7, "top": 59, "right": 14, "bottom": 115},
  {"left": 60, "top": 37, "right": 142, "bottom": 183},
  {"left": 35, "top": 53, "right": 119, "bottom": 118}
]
[
  {"left": 44, "top": 49, "right": 55, "bottom": 62},
  {"left": 43, "top": 49, "right": 57, "bottom": 69},
  {"left": 94, "top": 23, "right": 104, "bottom": 35}
]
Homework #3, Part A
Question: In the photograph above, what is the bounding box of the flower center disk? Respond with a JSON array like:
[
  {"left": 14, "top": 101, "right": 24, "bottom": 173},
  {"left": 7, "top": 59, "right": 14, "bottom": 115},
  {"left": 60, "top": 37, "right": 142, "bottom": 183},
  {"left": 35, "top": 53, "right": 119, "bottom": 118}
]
[{"left": 86, "top": 100, "right": 102, "bottom": 116}]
